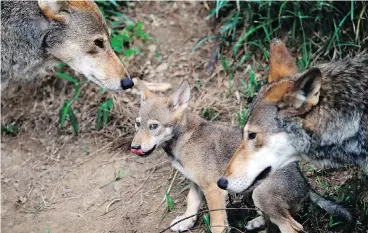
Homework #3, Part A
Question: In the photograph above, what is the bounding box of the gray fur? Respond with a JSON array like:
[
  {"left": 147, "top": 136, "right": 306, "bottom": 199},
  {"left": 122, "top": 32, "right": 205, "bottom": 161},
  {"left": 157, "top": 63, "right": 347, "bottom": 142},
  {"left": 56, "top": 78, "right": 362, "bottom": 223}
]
[
  {"left": 131, "top": 82, "right": 351, "bottom": 233},
  {"left": 282, "top": 54, "right": 368, "bottom": 167},
  {"left": 1, "top": 1, "right": 54, "bottom": 88},
  {"left": 1, "top": 1, "right": 128, "bottom": 91}
]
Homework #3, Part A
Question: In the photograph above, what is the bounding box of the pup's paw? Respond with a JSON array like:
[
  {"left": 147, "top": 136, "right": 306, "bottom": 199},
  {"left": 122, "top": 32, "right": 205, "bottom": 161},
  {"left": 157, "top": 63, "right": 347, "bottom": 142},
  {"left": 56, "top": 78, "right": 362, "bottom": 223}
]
[
  {"left": 245, "top": 216, "right": 265, "bottom": 231},
  {"left": 170, "top": 215, "right": 196, "bottom": 232}
]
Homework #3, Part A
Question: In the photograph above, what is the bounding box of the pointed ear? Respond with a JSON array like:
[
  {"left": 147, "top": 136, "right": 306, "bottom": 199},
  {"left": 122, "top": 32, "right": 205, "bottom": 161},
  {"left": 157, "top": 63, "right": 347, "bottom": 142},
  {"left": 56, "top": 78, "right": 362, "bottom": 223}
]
[
  {"left": 38, "top": 0, "right": 69, "bottom": 23},
  {"left": 167, "top": 80, "right": 191, "bottom": 110},
  {"left": 292, "top": 68, "right": 322, "bottom": 108},
  {"left": 137, "top": 80, "right": 156, "bottom": 103},
  {"left": 278, "top": 68, "right": 322, "bottom": 117},
  {"left": 268, "top": 38, "right": 298, "bottom": 82}
]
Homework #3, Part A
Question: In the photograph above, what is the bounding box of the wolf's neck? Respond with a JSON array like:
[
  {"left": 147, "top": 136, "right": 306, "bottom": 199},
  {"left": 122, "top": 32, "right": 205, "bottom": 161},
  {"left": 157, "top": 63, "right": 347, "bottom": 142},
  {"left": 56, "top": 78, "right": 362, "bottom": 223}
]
[
  {"left": 1, "top": 2, "right": 56, "bottom": 83},
  {"left": 287, "top": 118, "right": 368, "bottom": 167},
  {"left": 161, "top": 113, "right": 203, "bottom": 158}
]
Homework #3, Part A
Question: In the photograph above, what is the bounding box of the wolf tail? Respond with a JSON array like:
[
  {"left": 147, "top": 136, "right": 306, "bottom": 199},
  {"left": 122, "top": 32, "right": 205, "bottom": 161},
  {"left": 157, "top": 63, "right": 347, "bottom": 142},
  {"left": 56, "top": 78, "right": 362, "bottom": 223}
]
[{"left": 309, "top": 191, "right": 353, "bottom": 223}]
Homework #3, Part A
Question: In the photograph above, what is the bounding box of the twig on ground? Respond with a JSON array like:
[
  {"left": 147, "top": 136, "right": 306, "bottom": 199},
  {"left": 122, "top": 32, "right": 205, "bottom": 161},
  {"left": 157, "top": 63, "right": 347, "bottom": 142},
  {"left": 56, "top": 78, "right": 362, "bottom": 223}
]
[
  {"left": 152, "top": 170, "right": 178, "bottom": 214},
  {"left": 105, "top": 199, "right": 121, "bottom": 213},
  {"left": 130, "top": 166, "right": 157, "bottom": 198},
  {"left": 50, "top": 138, "right": 120, "bottom": 203}
]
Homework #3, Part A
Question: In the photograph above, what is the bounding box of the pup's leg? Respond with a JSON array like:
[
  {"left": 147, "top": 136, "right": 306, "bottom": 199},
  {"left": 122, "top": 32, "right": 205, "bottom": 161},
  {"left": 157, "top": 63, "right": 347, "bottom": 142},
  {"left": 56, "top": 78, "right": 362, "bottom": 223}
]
[
  {"left": 203, "top": 183, "right": 228, "bottom": 233},
  {"left": 170, "top": 183, "right": 204, "bottom": 232},
  {"left": 245, "top": 211, "right": 265, "bottom": 231}
]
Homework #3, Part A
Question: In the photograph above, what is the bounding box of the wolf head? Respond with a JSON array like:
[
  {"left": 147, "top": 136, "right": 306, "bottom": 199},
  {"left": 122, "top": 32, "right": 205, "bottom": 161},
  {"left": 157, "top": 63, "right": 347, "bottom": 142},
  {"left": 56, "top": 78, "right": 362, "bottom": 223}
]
[
  {"left": 130, "top": 81, "right": 191, "bottom": 156},
  {"left": 38, "top": 0, "right": 133, "bottom": 90},
  {"left": 218, "top": 39, "right": 323, "bottom": 193}
]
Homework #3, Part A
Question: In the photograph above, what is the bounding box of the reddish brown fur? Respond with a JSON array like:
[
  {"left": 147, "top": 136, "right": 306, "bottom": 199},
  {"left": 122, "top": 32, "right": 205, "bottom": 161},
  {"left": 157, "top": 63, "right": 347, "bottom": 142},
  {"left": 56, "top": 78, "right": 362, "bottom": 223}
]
[
  {"left": 263, "top": 81, "right": 294, "bottom": 104},
  {"left": 268, "top": 39, "right": 298, "bottom": 82},
  {"left": 67, "top": 1, "right": 103, "bottom": 20},
  {"left": 40, "top": 1, "right": 103, "bottom": 23},
  {"left": 39, "top": 5, "right": 65, "bottom": 22},
  {"left": 224, "top": 142, "right": 246, "bottom": 177}
]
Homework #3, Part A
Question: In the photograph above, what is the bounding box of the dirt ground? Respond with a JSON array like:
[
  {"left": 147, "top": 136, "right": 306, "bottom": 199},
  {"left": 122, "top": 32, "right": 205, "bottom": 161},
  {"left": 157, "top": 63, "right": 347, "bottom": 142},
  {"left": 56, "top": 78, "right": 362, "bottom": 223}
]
[
  {"left": 2, "top": 2, "right": 367, "bottom": 233},
  {"left": 1, "top": 2, "right": 218, "bottom": 233}
]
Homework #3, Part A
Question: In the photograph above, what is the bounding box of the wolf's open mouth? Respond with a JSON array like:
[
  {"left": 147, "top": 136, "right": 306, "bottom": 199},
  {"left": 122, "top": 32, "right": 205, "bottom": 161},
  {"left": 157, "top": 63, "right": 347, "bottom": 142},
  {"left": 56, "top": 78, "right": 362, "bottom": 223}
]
[
  {"left": 131, "top": 145, "right": 157, "bottom": 158},
  {"left": 246, "top": 166, "right": 272, "bottom": 191}
]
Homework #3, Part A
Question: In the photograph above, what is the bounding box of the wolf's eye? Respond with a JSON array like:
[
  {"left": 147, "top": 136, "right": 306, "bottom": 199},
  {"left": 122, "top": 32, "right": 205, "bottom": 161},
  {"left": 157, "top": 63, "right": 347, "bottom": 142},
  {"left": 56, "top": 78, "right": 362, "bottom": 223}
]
[
  {"left": 149, "top": 124, "right": 158, "bottom": 130},
  {"left": 94, "top": 38, "right": 104, "bottom": 49},
  {"left": 136, "top": 121, "right": 140, "bottom": 127},
  {"left": 248, "top": 132, "right": 257, "bottom": 140}
]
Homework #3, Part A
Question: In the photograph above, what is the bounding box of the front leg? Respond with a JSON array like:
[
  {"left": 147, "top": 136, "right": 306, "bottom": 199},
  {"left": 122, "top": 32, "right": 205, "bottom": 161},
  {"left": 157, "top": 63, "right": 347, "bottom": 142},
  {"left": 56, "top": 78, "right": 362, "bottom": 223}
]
[
  {"left": 203, "top": 183, "right": 228, "bottom": 233},
  {"left": 170, "top": 183, "right": 204, "bottom": 232}
]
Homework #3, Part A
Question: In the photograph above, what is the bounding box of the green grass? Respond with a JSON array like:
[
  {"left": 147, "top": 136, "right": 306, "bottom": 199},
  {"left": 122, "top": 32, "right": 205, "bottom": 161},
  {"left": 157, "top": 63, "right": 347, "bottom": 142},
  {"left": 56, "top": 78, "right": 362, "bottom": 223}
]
[
  {"left": 197, "top": 1, "right": 368, "bottom": 232},
  {"left": 159, "top": 188, "right": 175, "bottom": 223},
  {"left": 1, "top": 124, "right": 19, "bottom": 136},
  {"left": 195, "top": 2, "right": 367, "bottom": 130}
]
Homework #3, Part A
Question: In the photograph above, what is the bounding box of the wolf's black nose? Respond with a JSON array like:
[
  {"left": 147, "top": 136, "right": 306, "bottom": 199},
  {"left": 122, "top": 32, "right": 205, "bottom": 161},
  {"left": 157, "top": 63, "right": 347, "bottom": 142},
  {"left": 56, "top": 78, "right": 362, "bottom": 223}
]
[
  {"left": 217, "top": 177, "right": 228, "bottom": 190},
  {"left": 131, "top": 145, "right": 141, "bottom": 150},
  {"left": 121, "top": 78, "right": 134, "bottom": 90}
]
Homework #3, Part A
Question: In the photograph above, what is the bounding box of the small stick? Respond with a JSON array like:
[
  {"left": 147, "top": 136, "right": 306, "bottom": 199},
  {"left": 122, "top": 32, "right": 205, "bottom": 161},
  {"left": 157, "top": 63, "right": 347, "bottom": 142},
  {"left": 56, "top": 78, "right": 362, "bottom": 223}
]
[
  {"left": 50, "top": 138, "right": 119, "bottom": 203},
  {"left": 105, "top": 199, "right": 121, "bottom": 213},
  {"left": 130, "top": 167, "right": 156, "bottom": 198},
  {"left": 152, "top": 170, "right": 178, "bottom": 214}
]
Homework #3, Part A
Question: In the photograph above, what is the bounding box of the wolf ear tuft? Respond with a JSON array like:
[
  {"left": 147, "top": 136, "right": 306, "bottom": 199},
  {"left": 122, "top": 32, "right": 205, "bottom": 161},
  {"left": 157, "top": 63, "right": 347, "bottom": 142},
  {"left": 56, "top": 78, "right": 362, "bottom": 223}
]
[
  {"left": 38, "top": 0, "right": 69, "bottom": 23},
  {"left": 293, "top": 67, "right": 322, "bottom": 108},
  {"left": 168, "top": 80, "right": 191, "bottom": 109},
  {"left": 278, "top": 68, "right": 322, "bottom": 118}
]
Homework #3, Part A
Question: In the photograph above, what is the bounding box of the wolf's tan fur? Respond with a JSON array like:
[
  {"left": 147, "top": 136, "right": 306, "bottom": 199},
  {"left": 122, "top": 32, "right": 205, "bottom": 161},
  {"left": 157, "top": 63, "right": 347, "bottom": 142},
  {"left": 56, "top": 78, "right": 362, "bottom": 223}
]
[
  {"left": 220, "top": 39, "right": 367, "bottom": 194},
  {"left": 131, "top": 80, "right": 351, "bottom": 233}
]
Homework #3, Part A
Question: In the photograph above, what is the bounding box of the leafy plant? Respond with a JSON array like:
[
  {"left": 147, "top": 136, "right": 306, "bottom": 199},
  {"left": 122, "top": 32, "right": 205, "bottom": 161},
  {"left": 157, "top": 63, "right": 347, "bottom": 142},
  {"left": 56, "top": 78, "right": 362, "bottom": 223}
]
[
  {"left": 159, "top": 188, "right": 175, "bottom": 223},
  {"left": 236, "top": 109, "right": 247, "bottom": 129},
  {"left": 203, "top": 214, "right": 212, "bottom": 233},
  {"left": 100, "top": 169, "right": 125, "bottom": 188},
  {"left": 56, "top": 72, "right": 81, "bottom": 135},
  {"left": 95, "top": 98, "right": 114, "bottom": 130},
  {"left": 328, "top": 215, "right": 343, "bottom": 228},
  {"left": 201, "top": 108, "right": 220, "bottom": 122},
  {"left": 165, "top": 189, "right": 175, "bottom": 212},
  {"left": 1, "top": 124, "right": 19, "bottom": 136}
]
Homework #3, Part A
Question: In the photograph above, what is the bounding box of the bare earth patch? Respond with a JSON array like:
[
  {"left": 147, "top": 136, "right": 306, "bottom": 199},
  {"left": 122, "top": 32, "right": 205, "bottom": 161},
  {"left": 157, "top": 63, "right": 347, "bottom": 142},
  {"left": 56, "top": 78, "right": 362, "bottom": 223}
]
[
  {"left": 2, "top": 2, "right": 367, "bottom": 233},
  {"left": 2, "top": 2, "right": 214, "bottom": 233}
]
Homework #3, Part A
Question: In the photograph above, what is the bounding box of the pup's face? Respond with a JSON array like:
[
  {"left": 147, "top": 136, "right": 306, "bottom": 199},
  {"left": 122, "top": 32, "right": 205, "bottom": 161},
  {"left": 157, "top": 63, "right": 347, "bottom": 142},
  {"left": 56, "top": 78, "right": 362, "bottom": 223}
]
[
  {"left": 131, "top": 101, "right": 175, "bottom": 157},
  {"left": 218, "top": 38, "right": 323, "bottom": 193},
  {"left": 130, "top": 81, "right": 191, "bottom": 156},
  {"left": 39, "top": 0, "right": 133, "bottom": 91}
]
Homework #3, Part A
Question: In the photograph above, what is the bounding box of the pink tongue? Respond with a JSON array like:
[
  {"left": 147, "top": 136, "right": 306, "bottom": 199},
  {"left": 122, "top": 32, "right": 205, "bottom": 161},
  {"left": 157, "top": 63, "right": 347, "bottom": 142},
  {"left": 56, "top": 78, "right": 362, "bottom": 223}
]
[{"left": 131, "top": 149, "right": 145, "bottom": 155}]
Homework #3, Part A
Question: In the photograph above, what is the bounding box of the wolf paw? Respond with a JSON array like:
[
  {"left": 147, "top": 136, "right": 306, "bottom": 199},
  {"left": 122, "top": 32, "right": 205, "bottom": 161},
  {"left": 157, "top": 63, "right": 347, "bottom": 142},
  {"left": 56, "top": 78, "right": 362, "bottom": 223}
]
[
  {"left": 245, "top": 216, "right": 265, "bottom": 231},
  {"left": 170, "top": 215, "right": 196, "bottom": 232}
]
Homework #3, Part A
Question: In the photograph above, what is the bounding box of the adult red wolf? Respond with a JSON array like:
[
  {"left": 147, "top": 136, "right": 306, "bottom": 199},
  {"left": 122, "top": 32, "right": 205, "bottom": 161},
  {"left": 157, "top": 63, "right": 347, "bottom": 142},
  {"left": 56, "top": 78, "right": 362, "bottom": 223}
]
[
  {"left": 218, "top": 39, "right": 367, "bottom": 193},
  {"left": 1, "top": 0, "right": 134, "bottom": 91}
]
